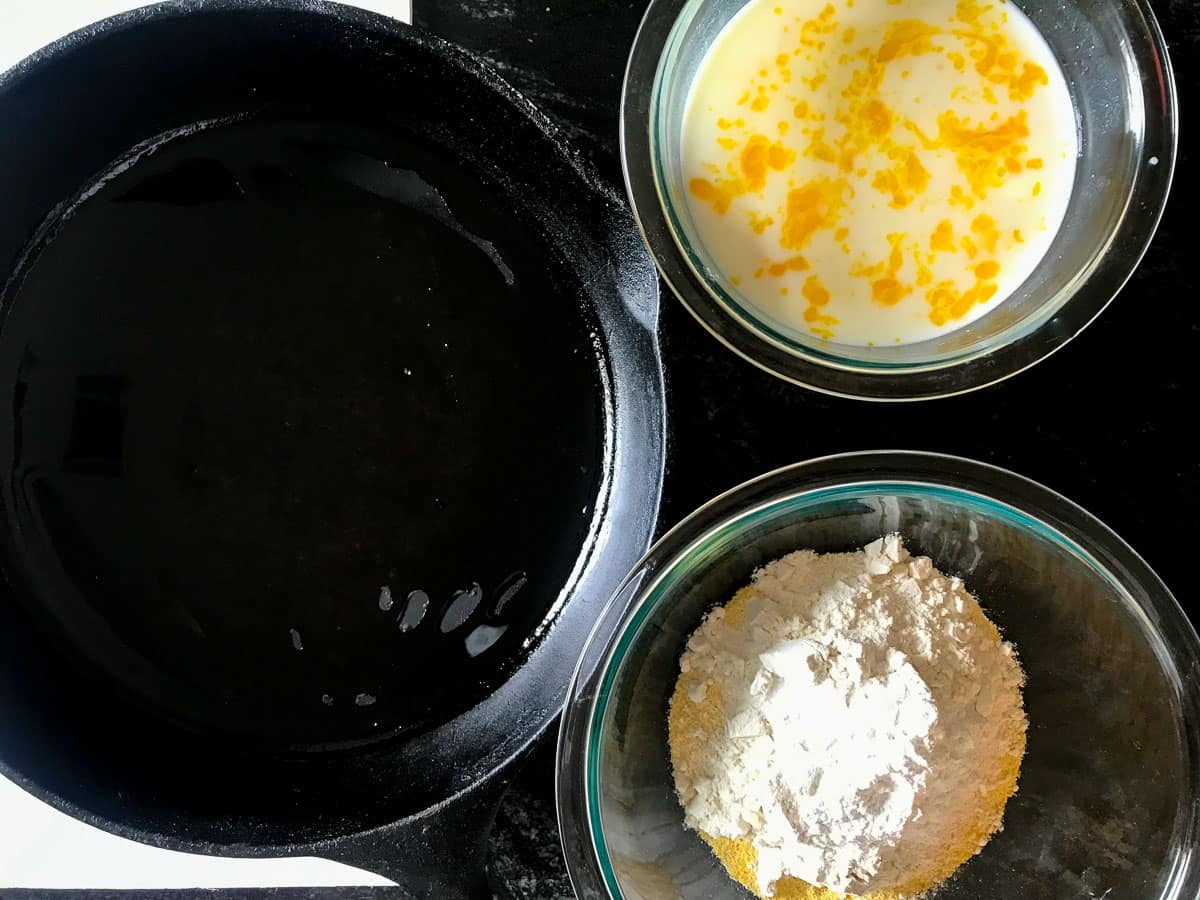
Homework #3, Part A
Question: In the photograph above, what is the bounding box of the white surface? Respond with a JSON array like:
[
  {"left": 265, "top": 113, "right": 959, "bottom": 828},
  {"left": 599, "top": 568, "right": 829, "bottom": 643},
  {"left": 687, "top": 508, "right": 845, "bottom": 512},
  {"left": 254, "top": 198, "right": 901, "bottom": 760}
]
[
  {"left": 0, "top": 0, "right": 411, "bottom": 889},
  {"left": 1, "top": 0, "right": 413, "bottom": 70},
  {"left": 0, "top": 774, "right": 394, "bottom": 889}
]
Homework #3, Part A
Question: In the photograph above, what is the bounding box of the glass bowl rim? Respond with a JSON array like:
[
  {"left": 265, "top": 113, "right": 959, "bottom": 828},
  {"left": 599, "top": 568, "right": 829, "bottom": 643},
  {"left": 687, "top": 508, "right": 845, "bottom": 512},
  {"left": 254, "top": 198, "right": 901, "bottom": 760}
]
[
  {"left": 555, "top": 450, "right": 1200, "bottom": 899},
  {"left": 619, "top": 0, "right": 1178, "bottom": 401}
]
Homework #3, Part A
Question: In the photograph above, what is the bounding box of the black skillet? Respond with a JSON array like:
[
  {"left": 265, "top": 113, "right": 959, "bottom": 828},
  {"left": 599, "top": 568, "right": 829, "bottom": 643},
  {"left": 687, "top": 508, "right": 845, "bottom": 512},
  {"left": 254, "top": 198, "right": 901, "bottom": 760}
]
[{"left": 0, "top": 1, "right": 665, "bottom": 895}]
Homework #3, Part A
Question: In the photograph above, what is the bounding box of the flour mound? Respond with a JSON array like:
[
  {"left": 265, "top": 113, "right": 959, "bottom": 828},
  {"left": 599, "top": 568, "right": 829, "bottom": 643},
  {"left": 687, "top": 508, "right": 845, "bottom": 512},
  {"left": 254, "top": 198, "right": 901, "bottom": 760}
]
[{"left": 670, "top": 535, "right": 1027, "bottom": 896}]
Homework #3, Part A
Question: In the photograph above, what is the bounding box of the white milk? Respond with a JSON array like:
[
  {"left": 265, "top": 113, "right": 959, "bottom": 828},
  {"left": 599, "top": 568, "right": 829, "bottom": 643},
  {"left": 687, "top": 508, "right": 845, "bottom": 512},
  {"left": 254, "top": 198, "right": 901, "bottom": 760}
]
[{"left": 681, "top": 0, "right": 1077, "bottom": 346}]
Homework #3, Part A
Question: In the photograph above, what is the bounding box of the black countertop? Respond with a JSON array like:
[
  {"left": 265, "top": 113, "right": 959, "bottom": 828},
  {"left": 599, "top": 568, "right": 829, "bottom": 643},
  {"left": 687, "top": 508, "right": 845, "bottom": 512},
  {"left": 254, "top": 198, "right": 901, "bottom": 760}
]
[
  {"left": 15, "top": 2, "right": 1190, "bottom": 897},
  {"left": 410, "top": 0, "right": 1199, "bottom": 897}
]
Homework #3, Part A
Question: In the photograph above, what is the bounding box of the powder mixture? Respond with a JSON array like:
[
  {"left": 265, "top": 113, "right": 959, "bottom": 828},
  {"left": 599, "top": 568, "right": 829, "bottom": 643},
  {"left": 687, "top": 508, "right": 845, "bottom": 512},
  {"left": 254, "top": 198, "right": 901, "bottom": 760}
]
[{"left": 668, "top": 535, "right": 1026, "bottom": 899}]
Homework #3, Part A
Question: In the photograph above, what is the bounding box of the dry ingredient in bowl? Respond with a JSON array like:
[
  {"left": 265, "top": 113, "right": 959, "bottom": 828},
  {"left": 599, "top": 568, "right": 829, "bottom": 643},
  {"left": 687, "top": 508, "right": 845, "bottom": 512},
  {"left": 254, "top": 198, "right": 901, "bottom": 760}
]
[{"left": 668, "top": 535, "right": 1027, "bottom": 898}]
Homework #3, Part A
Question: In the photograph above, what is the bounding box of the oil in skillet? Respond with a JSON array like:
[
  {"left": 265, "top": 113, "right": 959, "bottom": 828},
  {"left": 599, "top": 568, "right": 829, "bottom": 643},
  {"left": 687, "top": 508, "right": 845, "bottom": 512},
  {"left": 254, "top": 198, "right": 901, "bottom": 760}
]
[{"left": 0, "top": 118, "right": 606, "bottom": 751}]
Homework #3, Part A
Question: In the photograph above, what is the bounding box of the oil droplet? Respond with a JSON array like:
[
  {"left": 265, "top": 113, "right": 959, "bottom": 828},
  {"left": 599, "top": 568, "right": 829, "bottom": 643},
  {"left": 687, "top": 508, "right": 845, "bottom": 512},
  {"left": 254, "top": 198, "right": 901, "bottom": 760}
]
[
  {"left": 442, "top": 582, "right": 483, "bottom": 633},
  {"left": 397, "top": 589, "right": 429, "bottom": 632},
  {"left": 465, "top": 624, "right": 509, "bottom": 657},
  {"left": 493, "top": 572, "right": 529, "bottom": 616}
]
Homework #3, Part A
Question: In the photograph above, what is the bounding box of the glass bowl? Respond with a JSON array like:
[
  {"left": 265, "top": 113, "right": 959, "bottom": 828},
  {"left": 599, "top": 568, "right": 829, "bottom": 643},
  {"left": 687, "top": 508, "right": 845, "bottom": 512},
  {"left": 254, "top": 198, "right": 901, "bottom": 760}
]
[
  {"left": 620, "top": 0, "right": 1177, "bottom": 400},
  {"left": 557, "top": 451, "right": 1200, "bottom": 899}
]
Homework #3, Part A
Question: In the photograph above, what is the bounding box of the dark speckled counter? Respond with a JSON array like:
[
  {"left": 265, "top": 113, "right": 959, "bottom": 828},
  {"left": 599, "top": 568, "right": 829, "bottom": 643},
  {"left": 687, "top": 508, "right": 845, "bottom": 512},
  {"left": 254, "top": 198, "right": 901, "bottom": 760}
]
[{"left": 416, "top": 0, "right": 1200, "bottom": 896}]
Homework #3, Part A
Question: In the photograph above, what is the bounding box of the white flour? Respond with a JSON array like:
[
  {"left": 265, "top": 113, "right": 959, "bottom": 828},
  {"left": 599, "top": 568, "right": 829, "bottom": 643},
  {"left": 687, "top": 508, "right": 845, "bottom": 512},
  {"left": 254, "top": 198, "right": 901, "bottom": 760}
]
[{"left": 672, "top": 535, "right": 1026, "bottom": 896}]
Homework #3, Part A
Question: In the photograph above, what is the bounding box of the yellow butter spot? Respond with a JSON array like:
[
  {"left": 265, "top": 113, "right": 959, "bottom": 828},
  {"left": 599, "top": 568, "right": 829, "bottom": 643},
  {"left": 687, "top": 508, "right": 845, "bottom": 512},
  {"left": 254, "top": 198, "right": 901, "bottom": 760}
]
[
  {"left": 749, "top": 212, "right": 777, "bottom": 234},
  {"left": 877, "top": 19, "right": 941, "bottom": 62},
  {"left": 688, "top": 178, "right": 732, "bottom": 215},
  {"left": 1012, "top": 61, "right": 1049, "bottom": 100},
  {"left": 871, "top": 150, "right": 930, "bottom": 208},
  {"left": 851, "top": 258, "right": 886, "bottom": 279},
  {"left": 930, "top": 219, "right": 956, "bottom": 253},
  {"left": 780, "top": 179, "right": 849, "bottom": 249},
  {"left": 927, "top": 278, "right": 992, "bottom": 325},
  {"left": 767, "top": 255, "right": 811, "bottom": 276},
  {"left": 802, "top": 274, "right": 831, "bottom": 305},
  {"left": 801, "top": 275, "right": 839, "bottom": 335},
  {"left": 910, "top": 109, "right": 1031, "bottom": 199},
  {"left": 954, "top": 0, "right": 987, "bottom": 25},
  {"left": 860, "top": 99, "right": 894, "bottom": 138},
  {"left": 688, "top": 135, "right": 797, "bottom": 215},
  {"left": 970, "top": 214, "right": 1000, "bottom": 254},
  {"left": 872, "top": 278, "right": 909, "bottom": 305},
  {"left": 768, "top": 143, "right": 796, "bottom": 171},
  {"left": 804, "top": 128, "right": 838, "bottom": 164},
  {"left": 887, "top": 231, "right": 905, "bottom": 272}
]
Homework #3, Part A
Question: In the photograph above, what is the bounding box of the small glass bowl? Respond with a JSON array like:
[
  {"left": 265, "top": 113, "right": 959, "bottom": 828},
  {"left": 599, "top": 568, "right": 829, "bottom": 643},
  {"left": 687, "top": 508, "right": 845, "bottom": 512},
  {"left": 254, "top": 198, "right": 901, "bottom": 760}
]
[
  {"left": 557, "top": 452, "right": 1200, "bottom": 899},
  {"left": 621, "top": 0, "right": 1177, "bottom": 400}
]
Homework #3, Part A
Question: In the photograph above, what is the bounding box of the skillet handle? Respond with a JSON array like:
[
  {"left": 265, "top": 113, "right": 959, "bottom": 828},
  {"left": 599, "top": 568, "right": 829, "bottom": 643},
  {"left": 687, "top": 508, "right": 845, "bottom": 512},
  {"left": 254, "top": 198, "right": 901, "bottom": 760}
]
[{"left": 320, "top": 769, "right": 510, "bottom": 899}]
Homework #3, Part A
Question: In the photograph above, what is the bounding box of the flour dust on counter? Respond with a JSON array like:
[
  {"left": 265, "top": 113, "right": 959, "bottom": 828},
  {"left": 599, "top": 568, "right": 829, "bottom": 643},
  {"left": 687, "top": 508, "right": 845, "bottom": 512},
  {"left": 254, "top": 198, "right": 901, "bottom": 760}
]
[{"left": 0, "top": 117, "right": 607, "bottom": 751}]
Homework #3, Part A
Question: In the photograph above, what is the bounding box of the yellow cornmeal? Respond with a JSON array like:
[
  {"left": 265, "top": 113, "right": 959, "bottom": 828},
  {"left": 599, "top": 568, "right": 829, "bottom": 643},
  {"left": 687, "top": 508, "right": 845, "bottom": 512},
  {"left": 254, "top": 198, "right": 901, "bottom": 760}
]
[{"left": 668, "top": 585, "right": 1027, "bottom": 900}]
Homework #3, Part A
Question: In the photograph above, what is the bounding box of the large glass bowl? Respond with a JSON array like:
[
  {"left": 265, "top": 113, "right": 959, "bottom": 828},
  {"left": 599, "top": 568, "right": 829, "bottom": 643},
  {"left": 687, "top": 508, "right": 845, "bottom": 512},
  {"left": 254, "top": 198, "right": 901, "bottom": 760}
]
[
  {"left": 621, "top": 0, "right": 1177, "bottom": 400},
  {"left": 557, "top": 452, "right": 1200, "bottom": 899}
]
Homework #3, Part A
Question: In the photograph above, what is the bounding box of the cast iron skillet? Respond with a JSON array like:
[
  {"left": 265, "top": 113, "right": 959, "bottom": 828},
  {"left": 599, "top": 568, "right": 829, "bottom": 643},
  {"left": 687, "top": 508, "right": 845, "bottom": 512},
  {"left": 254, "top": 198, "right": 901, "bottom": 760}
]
[{"left": 0, "top": 1, "right": 664, "bottom": 895}]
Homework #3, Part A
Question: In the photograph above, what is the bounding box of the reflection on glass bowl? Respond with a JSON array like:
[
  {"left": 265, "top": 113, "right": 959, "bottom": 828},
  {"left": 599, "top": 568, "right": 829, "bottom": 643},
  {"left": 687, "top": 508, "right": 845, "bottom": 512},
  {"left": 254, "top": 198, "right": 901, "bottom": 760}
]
[
  {"left": 558, "top": 452, "right": 1200, "bottom": 899},
  {"left": 622, "top": 0, "right": 1177, "bottom": 399}
]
